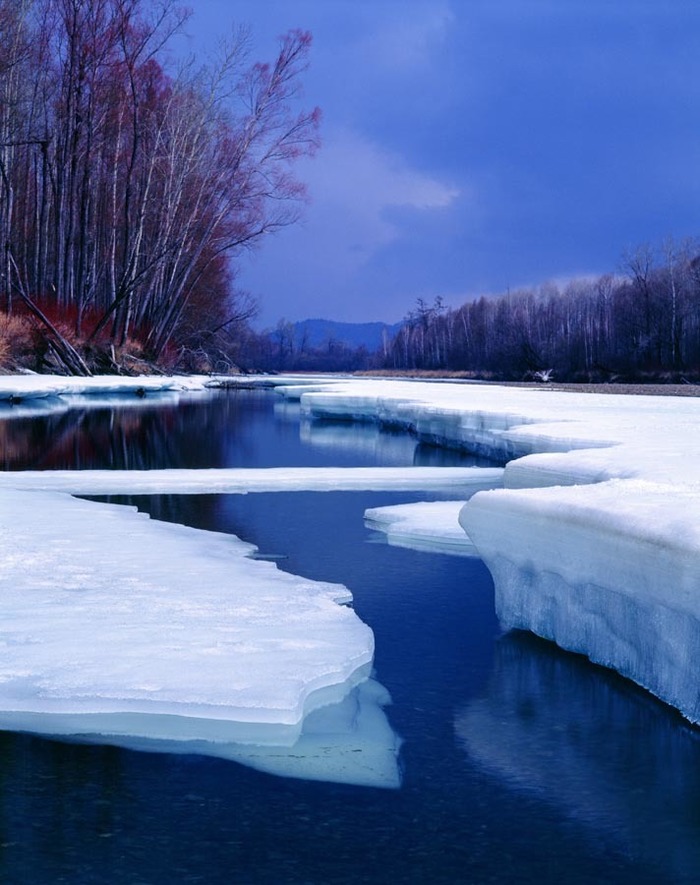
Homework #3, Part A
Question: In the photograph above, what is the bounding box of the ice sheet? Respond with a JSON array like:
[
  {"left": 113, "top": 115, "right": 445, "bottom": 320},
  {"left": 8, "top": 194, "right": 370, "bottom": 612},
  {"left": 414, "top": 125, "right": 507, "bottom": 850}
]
[
  {"left": 365, "top": 501, "right": 484, "bottom": 556},
  {"left": 4, "top": 373, "right": 700, "bottom": 740},
  {"left": 0, "top": 466, "right": 503, "bottom": 495},
  {"left": 0, "top": 488, "right": 403, "bottom": 786},
  {"left": 275, "top": 376, "right": 700, "bottom": 722}
]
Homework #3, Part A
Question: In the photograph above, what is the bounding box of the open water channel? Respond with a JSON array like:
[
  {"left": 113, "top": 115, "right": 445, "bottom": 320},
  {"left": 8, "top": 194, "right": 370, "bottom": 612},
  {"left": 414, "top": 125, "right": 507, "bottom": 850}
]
[{"left": 0, "top": 388, "right": 699, "bottom": 883}]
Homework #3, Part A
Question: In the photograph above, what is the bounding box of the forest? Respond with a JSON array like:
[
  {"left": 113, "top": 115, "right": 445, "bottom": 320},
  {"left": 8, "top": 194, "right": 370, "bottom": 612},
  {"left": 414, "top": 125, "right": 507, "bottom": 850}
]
[
  {"left": 0, "top": 3, "right": 697, "bottom": 383},
  {"left": 381, "top": 240, "right": 700, "bottom": 383},
  {"left": 245, "top": 239, "right": 700, "bottom": 382},
  {"left": 0, "top": 0, "right": 318, "bottom": 375}
]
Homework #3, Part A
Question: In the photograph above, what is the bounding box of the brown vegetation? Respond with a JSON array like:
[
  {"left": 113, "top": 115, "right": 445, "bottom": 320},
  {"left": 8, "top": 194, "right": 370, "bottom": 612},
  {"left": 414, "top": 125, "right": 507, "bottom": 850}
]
[{"left": 0, "top": 0, "right": 318, "bottom": 375}]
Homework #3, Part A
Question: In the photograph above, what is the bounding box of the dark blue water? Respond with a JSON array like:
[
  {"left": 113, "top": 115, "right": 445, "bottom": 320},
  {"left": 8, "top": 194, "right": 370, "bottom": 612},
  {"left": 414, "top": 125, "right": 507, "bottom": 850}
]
[{"left": 0, "top": 389, "right": 698, "bottom": 883}]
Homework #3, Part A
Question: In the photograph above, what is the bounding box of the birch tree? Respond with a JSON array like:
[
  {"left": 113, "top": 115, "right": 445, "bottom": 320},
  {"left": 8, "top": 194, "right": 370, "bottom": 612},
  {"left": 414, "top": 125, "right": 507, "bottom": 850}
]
[{"left": 0, "top": 0, "right": 319, "bottom": 372}]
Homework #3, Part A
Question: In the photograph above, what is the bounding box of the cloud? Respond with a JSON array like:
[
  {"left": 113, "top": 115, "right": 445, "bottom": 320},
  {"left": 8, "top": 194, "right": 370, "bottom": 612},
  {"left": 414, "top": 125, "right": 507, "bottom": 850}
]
[
  {"left": 357, "top": 2, "right": 456, "bottom": 71},
  {"left": 305, "top": 126, "right": 460, "bottom": 259}
]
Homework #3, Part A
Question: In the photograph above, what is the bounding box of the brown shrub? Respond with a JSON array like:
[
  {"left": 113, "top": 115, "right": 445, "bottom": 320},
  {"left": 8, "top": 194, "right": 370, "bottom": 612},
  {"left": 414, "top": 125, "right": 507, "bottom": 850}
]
[{"left": 0, "top": 312, "right": 37, "bottom": 370}]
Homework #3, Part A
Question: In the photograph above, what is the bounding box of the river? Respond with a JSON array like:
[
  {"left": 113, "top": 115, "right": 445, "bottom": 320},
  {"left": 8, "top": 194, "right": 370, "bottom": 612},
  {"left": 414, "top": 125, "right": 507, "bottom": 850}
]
[{"left": 0, "top": 388, "right": 698, "bottom": 883}]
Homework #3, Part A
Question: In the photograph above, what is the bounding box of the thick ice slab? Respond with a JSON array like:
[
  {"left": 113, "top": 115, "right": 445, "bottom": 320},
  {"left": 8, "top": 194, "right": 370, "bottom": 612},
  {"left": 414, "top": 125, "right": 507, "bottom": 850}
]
[
  {"left": 460, "top": 480, "right": 700, "bottom": 722},
  {"left": 0, "top": 466, "right": 501, "bottom": 495},
  {"left": 365, "top": 501, "right": 482, "bottom": 556},
  {"left": 278, "top": 376, "right": 700, "bottom": 722},
  {"left": 0, "top": 488, "right": 404, "bottom": 785},
  {"left": 0, "top": 678, "right": 401, "bottom": 789}
]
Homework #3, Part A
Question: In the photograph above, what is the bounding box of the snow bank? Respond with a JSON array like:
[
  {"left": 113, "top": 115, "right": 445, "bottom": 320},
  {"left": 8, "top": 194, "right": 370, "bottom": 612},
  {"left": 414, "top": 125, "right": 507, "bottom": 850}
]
[
  {"left": 288, "top": 377, "right": 700, "bottom": 723},
  {"left": 0, "top": 488, "right": 401, "bottom": 786},
  {"left": 0, "top": 373, "right": 216, "bottom": 401}
]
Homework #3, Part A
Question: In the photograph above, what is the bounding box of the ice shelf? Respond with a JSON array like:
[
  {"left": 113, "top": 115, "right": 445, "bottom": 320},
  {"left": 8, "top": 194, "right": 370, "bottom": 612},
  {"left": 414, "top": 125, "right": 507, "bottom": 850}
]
[
  {"left": 364, "top": 501, "right": 482, "bottom": 556},
  {"left": 282, "top": 377, "right": 700, "bottom": 724},
  {"left": 0, "top": 487, "right": 401, "bottom": 787},
  {"left": 0, "top": 466, "right": 504, "bottom": 496}
]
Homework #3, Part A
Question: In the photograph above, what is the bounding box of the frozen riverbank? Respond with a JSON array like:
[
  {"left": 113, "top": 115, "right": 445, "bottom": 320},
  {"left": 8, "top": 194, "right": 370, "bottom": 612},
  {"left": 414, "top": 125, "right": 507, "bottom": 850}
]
[
  {"left": 2, "top": 371, "right": 700, "bottom": 759},
  {"left": 281, "top": 377, "right": 700, "bottom": 724}
]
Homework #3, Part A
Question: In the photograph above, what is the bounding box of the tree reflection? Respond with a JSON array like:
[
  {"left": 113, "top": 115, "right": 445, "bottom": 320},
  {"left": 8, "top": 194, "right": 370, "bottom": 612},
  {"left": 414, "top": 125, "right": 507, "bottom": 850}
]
[{"left": 0, "top": 393, "right": 253, "bottom": 471}]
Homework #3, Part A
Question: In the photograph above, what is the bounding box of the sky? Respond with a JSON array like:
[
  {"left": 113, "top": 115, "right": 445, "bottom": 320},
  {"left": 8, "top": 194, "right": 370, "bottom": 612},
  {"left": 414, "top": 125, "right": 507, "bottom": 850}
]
[{"left": 181, "top": 1, "right": 700, "bottom": 329}]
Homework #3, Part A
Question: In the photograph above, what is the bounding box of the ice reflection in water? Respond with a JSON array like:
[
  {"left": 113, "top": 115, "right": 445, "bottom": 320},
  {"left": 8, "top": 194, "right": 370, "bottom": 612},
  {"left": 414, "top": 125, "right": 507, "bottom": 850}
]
[{"left": 457, "top": 632, "right": 700, "bottom": 880}]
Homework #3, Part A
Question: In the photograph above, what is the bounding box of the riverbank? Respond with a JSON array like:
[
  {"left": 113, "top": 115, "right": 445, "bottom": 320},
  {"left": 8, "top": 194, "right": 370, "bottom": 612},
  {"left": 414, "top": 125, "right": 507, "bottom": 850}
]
[
  {"left": 354, "top": 370, "right": 700, "bottom": 397},
  {"left": 277, "top": 376, "right": 700, "bottom": 725}
]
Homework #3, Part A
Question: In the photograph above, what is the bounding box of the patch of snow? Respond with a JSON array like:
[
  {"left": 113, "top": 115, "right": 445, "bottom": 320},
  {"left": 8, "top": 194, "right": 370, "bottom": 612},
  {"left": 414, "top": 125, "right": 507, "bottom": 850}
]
[
  {"left": 365, "top": 501, "right": 484, "bottom": 557},
  {"left": 0, "top": 487, "right": 401, "bottom": 786}
]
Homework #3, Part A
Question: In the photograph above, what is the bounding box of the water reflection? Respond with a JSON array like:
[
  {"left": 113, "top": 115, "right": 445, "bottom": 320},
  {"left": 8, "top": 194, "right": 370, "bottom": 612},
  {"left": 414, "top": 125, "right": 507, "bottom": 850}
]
[
  {"left": 0, "top": 391, "right": 282, "bottom": 472},
  {"left": 300, "top": 417, "right": 496, "bottom": 468},
  {"left": 300, "top": 419, "right": 416, "bottom": 464},
  {"left": 456, "top": 632, "right": 700, "bottom": 879}
]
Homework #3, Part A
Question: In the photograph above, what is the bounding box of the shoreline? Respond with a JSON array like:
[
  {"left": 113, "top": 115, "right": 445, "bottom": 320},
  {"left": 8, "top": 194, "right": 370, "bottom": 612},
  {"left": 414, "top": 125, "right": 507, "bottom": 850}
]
[{"left": 353, "top": 372, "right": 700, "bottom": 397}]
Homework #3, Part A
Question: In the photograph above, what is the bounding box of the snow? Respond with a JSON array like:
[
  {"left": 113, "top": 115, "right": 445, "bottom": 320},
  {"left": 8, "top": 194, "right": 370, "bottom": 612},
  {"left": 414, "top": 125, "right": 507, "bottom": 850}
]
[
  {"left": 0, "top": 373, "right": 217, "bottom": 401},
  {"left": 281, "top": 377, "right": 700, "bottom": 723},
  {"left": 4, "top": 371, "right": 700, "bottom": 766},
  {"left": 0, "top": 466, "right": 504, "bottom": 496},
  {"left": 0, "top": 486, "right": 401, "bottom": 787},
  {"left": 365, "top": 501, "right": 482, "bottom": 556}
]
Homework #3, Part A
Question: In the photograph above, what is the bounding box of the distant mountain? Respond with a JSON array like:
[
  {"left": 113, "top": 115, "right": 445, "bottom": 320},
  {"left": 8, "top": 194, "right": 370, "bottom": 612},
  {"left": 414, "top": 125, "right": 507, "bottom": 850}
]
[{"left": 289, "top": 318, "right": 402, "bottom": 352}]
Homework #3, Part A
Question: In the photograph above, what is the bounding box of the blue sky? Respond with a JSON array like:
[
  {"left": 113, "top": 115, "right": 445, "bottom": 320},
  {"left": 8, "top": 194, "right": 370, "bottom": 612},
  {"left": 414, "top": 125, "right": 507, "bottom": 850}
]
[{"left": 182, "top": 1, "right": 700, "bottom": 329}]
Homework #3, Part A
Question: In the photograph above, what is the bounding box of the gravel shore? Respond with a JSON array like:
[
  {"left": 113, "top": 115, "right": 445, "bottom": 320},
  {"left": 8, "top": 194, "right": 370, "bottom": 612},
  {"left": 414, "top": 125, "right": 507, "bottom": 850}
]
[{"left": 502, "top": 382, "right": 700, "bottom": 397}]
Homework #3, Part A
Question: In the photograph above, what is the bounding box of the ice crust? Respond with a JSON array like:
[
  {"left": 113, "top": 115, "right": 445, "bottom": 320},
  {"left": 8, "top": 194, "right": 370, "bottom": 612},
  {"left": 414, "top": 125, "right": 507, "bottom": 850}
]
[
  {"left": 365, "top": 501, "right": 482, "bottom": 556},
  {"left": 4, "top": 372, "right": 700, "bottom": 762},
  {"left": 0, "top": 485, "right": 403, "bottom": 786},
  {"left": 276, "top": 376, "right": 700, "bottom": 723},
  {"left": 0, "top": 466, "right": 504, "bottom": 496}
]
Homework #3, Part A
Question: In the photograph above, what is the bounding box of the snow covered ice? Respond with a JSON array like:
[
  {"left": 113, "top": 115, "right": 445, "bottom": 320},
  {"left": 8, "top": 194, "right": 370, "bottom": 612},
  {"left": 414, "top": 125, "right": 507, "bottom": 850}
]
[
  {"left": 0, "top": 465, "right": 504, "bottom": 496},
  {"left": 4, "top": 371, "right": 700, "bottom": 778},
  {"left": 365, "top": 501, "right": 483, "bottom": 557},
  {"left": 280, "top": 376, "right": 700, "bottom": 724},
  {"left": 0, "top": 484, "right": 401, "bottom": 787}
]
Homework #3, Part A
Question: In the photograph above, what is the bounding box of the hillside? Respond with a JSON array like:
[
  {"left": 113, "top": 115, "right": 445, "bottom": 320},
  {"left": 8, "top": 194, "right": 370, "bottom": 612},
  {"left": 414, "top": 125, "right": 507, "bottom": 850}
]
[{"left": 290, "top": 319, "right": 401, "bottom": 352}]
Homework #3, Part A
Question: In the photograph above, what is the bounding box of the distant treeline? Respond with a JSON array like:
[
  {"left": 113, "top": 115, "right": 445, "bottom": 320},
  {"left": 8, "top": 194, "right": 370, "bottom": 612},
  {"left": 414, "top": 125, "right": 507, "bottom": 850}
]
[
  {"left": 239, "top": 324, "right": 380, "bottom": 373},
  {"left": 384, "top": 240, "right": 700, "bottom": 382},
  {"left": 245, "top": 239, "right": 700, "bottom": 381},
  {"left": 0, "top": 0, "right": 317, "bottom": 374}
]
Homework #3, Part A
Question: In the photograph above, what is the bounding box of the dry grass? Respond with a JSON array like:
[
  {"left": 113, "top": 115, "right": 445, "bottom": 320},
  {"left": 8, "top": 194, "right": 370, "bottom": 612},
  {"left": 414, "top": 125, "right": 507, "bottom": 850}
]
[{"left": 0, "top": 312, "right": 36, "bottom": 371}]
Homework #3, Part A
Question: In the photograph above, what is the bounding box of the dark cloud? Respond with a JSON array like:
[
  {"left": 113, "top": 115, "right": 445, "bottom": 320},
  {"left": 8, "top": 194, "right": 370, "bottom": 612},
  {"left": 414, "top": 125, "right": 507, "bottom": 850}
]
[{"left": 186, "top": 1, "right": 700, "bottom": 327}]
